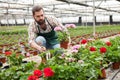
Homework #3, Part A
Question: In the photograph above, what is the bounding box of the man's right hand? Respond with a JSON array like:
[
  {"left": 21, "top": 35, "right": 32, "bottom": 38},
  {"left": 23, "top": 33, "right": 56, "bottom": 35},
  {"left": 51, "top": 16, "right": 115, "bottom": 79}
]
[
  {"left": 30, "top": 41, "right": 46, "bottom": 53},
  {"left": 39, "top": 46, "right": 46, "bottom": 52}
]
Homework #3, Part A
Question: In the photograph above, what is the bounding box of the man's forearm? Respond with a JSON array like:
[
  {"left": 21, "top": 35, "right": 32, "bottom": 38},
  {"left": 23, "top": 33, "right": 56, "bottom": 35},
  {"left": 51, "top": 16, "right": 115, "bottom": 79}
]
[{"left": 30, "top": 41, "right": 42, "bottom": 51}]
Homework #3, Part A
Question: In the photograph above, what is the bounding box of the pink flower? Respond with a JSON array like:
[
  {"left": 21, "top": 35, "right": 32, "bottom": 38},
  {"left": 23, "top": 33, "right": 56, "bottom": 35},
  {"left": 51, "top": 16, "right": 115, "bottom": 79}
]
[
  {"left": 33, "top": 69, "right": 42, "bottom": 77},
  {"left": 78, "top": 60, "right": 84, "bottom": 64},
  {"left": 61, "top": 53, "right": 66, "bottom": 58},
  {"left": 106, "top": 41, "right": 111, "bottom": 46},
  {"left": 28, "top": 75, "right": 38, "bottom": 80},
  {"left": 65, "top": 24, "right": 70, "bottom": 28},
  {"left": 72, "top": 45, "right": 80, "bottom": 50},
  {"left": 67, "top": 58, "right": 75, "bottom": 62},
  {"left": 90, "top": 46, "right": 96, "bottom": 51},
  {"left": 43, "top": 67, "right": 54, "bottom": 77},
  {"left": 100, "top": 47, "right": 107, "bottom": 54},
  {"left": 70, "top": 24, "right": 76, "bottom": 28},
  {"left": 80, "top": 39, "right": 87, "bottom": 44},
  {"left": 26, "top": 52, "right": 30, "bottom": 57},
  {"left": 65, "top": 24, "right": 76, "bottom": 28},
  {"left": 54, "top": 26, "right": 62, "bottom": 31},
  {"left": 72, "top": 49, "right": 78, "bottom": 53}
]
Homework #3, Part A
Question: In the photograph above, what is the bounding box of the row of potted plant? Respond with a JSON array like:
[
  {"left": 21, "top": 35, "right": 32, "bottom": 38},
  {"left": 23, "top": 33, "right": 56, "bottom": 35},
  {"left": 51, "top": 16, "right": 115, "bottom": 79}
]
[
  {"left": 37, "top": 36, "right": 120, "bottom": 80},
  {"left": 0, "top": 36, "right": 120, "bottom": 80}
]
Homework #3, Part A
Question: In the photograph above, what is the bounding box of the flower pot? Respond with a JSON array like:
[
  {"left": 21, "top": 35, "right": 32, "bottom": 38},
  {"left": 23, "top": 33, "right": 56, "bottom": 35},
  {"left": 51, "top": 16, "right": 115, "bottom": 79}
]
[
  {"left": 16, "top": 51, "right": 21, "bottom": 57},
  {"left": 112, "top": 62, "right": 120, "bottom": 69},
  {"left": 60, "top": 41, "right": 69, "bottom": 49},
  {"left": 32, "top": 50, "right": 38, "bottom": 56},
  {"left": 29, "top": 50, "right": 38, "bottom": 56},
  {"left": 98, "top": 68, "right": 106, "bottom": 79},
  {"left": 0, "top": 57, "right": 6, "bottom": 63},
  {"left": 0, "top": 49, "right": 2, "bottom": 54}
]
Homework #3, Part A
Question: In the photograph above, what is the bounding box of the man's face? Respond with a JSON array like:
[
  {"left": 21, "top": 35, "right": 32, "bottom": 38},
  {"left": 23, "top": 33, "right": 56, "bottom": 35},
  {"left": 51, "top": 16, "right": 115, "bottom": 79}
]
[{"left": 33, "top": 10, "right": 45, "bottom": 25}]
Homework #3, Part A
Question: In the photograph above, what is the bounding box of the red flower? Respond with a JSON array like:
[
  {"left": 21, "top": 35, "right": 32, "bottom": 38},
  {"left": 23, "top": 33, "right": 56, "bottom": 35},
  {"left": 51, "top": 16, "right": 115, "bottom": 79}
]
[
  {"left": 43, "top": 67, "right": 54, "bottom": 77},
  {"left": 90, "top": 47, "right": 96, "bottom": 51},
  {"left": 5, "top": 51, "right": 12, "bottom": 56},
  {"left": 81, "top": 39, "right": 87, "bottom": 44},
  {"left": 33, "top": 69, "right": 42, "bottom": 77},
  {"left": 28, "top": 75, "right": 38, "bottom": 80},
  {"left": 106, "top": 41, "right": 111, "bottom": 46},
  {"left": 100, "top": 47, "right": 107, "bottom": 53}
]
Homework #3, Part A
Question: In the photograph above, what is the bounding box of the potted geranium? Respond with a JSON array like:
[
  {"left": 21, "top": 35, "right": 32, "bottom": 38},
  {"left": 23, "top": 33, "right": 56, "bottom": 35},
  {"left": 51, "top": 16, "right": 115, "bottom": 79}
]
[
  {"left": 54, "top": 26, "right": 71, "bottom": 49},
  {"left": 27, "top": 67, "right": 54, "bottom": 80},
  {"left": 105, "top": 38, "right": 120, "bottom": 69},
  {"left": 0, "top": 51, "right": 36, "bottom": 80},
  {"left": 37, "top": 45, "right": 103, "bottom": 80}
]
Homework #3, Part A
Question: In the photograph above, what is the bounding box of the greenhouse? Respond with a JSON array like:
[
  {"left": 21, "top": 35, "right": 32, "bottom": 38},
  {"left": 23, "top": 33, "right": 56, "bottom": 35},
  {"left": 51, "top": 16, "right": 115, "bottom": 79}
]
[{"left": 0, "top": 0, "right": 120, "bottom": 80}]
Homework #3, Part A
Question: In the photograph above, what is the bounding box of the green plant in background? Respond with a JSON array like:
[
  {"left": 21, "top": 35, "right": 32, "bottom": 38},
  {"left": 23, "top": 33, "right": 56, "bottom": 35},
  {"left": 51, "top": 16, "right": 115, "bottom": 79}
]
[
  {"left": 105, "top": 37, "right": 120, "bottom": 62},
  {"left": 0, "top": 61, "right": 35, "bottom": 80},
  {"left": 5, "top": 51, "right": 24, "bottom": 66},
  {"left": 0, "top": 51, "right": 36, "bottom": 80}
]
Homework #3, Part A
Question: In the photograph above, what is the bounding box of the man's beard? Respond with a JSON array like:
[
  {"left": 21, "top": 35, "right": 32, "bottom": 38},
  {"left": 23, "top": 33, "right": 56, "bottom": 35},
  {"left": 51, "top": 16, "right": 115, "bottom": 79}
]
[{"left": 36, "top": 19, "right": 45, "bottom": 25}]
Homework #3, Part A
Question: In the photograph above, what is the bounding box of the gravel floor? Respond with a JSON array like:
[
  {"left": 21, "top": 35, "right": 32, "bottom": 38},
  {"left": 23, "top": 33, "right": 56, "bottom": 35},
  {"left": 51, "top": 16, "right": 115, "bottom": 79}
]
[{"left": 98, "top": 67, "right": 120, "bottom": 80}]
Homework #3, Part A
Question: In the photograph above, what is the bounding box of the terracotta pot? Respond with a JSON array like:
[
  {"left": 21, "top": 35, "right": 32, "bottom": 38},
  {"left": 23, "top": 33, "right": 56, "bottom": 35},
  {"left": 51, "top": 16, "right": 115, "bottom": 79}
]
[
  {"left": 32, "top": 50, "right": 38, "bottom": 56},
  {"left": 25, "top": 47, "right": 29, "bottom": 52},
  {"left": 29, "top": 50, "right": 38, "bottom": 56},
  {"left": 112, "top": 62, "right": 120, "bottom": 69},
  {"left": 0, "top": 45, "right": 3, "bottom": 47},
  {"left": 0, "top": 49, "right": 2, "bottom": 54},
  {"left": 41, "top": 58, "right": 46, "bottom": 64},
  {"left": 98, "top": 68, "right": 106, "bottom": 79},
  {"left": 0, "top": 57, "right": 6, "bottom": 63},
  {"left": 19, "top": 42, "right": 25, "bottom": 45},
  {"left": 16, "top": 51, "right": 21, "bottom": 57},
  {"left": 60, "top": 41, "right": 69, "bottom": 49}
]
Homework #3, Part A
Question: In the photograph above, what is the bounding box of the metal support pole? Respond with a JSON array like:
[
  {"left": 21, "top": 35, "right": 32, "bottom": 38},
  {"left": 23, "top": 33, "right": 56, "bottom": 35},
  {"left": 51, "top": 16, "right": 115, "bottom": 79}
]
[
  {"left": 93, "top": 0, "right": 96, "bottom": 37},
  {"left": 33, "top": 0, "right": 34, "bottom": 5}
]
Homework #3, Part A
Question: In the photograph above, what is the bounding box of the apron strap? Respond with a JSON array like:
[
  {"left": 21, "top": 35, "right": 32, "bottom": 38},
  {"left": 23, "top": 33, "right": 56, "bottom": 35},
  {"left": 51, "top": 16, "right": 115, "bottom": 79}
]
[
  {"left": 37, "top": 25, "right": 41, "bottom": 34},
  {"left": 45, "top": 18, "right": 54, "bottom": 30}
]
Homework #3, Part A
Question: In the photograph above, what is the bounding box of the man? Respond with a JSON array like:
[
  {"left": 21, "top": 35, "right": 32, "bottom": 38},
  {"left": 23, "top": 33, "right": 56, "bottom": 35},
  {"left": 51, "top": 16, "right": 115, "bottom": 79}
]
[{"left": 28, "top": 5, "right": 70, "bottom": 52}]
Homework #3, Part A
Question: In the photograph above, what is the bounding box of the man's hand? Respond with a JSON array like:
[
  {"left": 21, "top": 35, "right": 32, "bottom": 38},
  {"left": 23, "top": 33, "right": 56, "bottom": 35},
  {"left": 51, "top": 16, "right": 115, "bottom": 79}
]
[
  {"left": 38, "top": 46, "right": 46, "bottom": 52},
  {"left": 67, "top": 34, "right": 72, "bottom": 49}
]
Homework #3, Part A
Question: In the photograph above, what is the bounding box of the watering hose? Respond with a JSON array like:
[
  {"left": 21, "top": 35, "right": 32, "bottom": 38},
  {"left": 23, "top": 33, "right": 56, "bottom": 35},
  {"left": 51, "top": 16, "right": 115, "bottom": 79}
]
[{"left": 111, "top": 68, "right": 120, "bottom": 80}]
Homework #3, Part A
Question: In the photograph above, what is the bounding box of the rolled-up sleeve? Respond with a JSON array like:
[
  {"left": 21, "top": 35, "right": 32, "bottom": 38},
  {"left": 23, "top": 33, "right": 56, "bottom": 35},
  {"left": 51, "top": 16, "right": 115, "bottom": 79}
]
[
  {"left": 28, "top": 22, "right": 37, "bottom": 45},
  {"left": 48, "top": 16, "right": 68, "bottom": 32}
]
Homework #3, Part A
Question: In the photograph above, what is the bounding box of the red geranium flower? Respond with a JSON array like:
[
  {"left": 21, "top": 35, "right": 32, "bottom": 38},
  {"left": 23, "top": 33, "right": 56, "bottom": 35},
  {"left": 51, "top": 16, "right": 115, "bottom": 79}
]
[
  {"left": 90, "top": 46, "right": 96, "bottom": 51},
  {"left": 33, "top": 69, "right": 42, "bottom": 77},
  {"left": 100, "top": 47, "right": 107, "bottom": 53},
  {"left": 106, "top": 41, "right": 111, "bottom": 46},
  {"left": 43, "top": 67, "right": 54, "bottom": 77},
  {"left": 28, "top": 75, "right": 38, "bottom": 80},
  {"left": 80, "top": 39, "right": 87, "bottom": 44},
  {"left": 5, "top": 51, "right": 12, "bottom": 56}
]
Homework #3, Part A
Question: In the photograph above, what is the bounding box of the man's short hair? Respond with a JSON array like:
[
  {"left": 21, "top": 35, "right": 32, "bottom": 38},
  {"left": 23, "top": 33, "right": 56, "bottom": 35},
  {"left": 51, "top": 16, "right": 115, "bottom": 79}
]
[{"left": 32, "top": 5, "right": 43, "bottom": 15}]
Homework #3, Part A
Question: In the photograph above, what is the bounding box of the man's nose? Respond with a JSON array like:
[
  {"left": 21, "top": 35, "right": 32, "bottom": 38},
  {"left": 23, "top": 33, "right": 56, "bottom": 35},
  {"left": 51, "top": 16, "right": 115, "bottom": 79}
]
[{"left": 39, "top": 16, "right": 43, "bottom": 20}]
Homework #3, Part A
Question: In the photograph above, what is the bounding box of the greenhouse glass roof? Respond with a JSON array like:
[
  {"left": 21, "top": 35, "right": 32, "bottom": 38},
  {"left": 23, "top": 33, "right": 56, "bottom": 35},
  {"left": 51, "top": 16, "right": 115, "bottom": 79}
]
[{"left": 0, "top": 0, "right": 120, "bottom": 23}]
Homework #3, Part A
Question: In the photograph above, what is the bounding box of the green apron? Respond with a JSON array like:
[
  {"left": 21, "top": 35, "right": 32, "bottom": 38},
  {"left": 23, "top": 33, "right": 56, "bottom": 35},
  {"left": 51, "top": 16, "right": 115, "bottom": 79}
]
[{"left": 36, "top": 18, "right": 59, "bottom": 45}]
